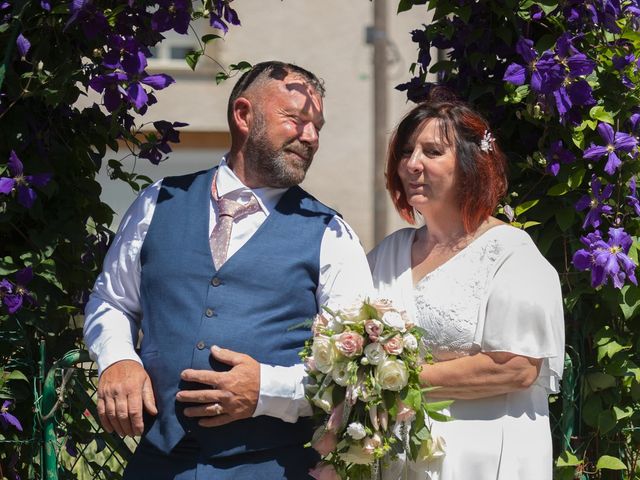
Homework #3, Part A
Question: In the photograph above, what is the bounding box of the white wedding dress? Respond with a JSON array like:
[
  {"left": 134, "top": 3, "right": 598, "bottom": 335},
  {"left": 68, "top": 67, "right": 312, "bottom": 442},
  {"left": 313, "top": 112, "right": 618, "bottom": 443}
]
[{"left": 368, "top": 225, "right": 564, "bottom": 480}]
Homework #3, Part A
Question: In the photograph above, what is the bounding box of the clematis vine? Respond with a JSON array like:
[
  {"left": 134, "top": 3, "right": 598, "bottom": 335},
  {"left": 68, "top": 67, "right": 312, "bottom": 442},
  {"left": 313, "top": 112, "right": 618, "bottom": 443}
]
[
  {"left": 0, "top": 151, "right": 52, "bottom": 208},
  {"left": 583, "top": 122, "right": 637, "bottom": 174},
  {"left": 0, "top": 400, "right": 23, "bottom": 432},
  {"left": 573, "top": 228, "right": 638, "bottom": 289}
]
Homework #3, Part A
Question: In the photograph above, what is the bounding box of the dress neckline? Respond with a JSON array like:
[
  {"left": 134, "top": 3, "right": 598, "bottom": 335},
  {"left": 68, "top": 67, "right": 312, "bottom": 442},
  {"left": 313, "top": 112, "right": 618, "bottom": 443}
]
[{"left": 409, "top": 224, "right": 511, "bottom": 288}]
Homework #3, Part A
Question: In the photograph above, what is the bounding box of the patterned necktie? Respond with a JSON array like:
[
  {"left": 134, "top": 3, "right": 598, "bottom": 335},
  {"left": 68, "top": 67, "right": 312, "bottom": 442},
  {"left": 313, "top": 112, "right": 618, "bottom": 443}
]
[{"left": 210, "top": 176, "right": 261, "bottom": 270}]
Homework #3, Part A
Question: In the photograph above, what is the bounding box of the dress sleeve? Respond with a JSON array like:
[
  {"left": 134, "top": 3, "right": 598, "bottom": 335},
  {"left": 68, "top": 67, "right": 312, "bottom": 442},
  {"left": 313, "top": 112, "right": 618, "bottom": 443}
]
[{"left": 473, "top": 241, "right": 565, "bottom": 394}]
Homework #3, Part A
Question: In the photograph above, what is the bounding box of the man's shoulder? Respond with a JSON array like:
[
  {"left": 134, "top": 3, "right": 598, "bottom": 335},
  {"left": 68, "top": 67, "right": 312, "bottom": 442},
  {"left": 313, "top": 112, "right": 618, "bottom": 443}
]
[{"left": 286, "top": 185, "right": 340, "bottom": 218}]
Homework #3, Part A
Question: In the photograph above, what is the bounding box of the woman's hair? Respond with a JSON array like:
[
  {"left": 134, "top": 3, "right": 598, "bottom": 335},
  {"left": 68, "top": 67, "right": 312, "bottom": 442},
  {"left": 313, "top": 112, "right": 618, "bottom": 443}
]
[{"left": 386, "top": 97, "right": 508, "bottom": 232}]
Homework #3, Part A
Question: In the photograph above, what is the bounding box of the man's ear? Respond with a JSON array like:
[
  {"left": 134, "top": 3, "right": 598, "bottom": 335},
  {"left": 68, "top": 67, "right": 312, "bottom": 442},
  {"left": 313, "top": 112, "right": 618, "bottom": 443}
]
[{"left": 231, "top": 97, "right": 252, "bottom": 136}]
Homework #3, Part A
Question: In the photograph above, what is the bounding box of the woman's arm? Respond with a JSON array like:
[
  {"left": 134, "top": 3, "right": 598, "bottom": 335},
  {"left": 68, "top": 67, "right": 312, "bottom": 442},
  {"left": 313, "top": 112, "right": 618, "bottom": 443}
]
[{"left": 420, "top": 351, "right": 542, "bottom": 399}]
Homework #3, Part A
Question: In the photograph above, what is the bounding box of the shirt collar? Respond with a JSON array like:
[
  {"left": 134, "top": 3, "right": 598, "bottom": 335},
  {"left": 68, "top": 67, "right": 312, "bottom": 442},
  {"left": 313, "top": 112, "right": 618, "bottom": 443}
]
[{"left": 216, "top": 156, "right": 288, "bottom": 213}]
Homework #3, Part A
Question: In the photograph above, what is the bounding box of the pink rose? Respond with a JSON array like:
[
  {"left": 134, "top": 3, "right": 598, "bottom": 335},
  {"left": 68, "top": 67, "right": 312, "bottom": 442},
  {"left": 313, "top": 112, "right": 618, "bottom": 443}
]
[
  {"left": 312, "top": 430, "right": 338, "bottom": 456},
  {"left": 396, "top": 400, "right": 416, "bottom": 423},
  {"left": 309, "top": 462, "right": 340, "bottom": 480},
  {"left": 364, "top": 319, "right": 383, "bottom": 341},
  {"left": 383, "top": 334, "right": 404, "bottom": 355},
  {"left": 326, "top": 402, "right": 344, "bottom": 433},
  {"left": 371, "top": 298, "right": 396, "bottom": 314},
  {"left": 334, "top": 331, "right": 364, "bottom": 358}
]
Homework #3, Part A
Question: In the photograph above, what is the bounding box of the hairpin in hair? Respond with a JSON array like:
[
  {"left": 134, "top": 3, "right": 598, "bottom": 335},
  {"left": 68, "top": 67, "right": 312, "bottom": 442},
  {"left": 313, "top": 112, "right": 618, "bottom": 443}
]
[{"left": 479, "top": 130, "right": 494, "bottom": 153}]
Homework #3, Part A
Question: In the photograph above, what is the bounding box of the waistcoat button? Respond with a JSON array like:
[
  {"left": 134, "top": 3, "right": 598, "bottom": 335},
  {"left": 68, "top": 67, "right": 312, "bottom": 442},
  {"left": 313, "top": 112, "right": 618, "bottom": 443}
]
[
  {"left": 196, "top": 341, "right": 206, "bottom": 350},
  {"left": 205, "top": 308, "right": 214, "bottom": 318},
  {"left": 211, "top": 277, "right": 221, "bottom": 287}
]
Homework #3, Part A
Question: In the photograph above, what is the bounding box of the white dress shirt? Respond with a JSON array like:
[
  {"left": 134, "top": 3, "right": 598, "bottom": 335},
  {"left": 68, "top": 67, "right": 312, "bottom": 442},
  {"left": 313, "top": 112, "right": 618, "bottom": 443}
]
[{"left": 84, "top": 158, "right": 373, "bottom": 422}]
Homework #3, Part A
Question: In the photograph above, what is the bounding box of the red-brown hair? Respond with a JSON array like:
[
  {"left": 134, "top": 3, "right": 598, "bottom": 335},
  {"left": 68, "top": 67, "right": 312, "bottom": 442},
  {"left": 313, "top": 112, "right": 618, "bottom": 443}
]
[{"left": 386, "top": 100, "right": 508, "bottom": 232}]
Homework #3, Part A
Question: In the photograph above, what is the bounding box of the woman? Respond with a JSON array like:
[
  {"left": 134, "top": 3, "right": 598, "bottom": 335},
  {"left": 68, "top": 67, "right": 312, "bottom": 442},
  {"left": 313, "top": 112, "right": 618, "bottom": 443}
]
[{"left": 368, "top": 99, "right": 564, "bottom": 480}]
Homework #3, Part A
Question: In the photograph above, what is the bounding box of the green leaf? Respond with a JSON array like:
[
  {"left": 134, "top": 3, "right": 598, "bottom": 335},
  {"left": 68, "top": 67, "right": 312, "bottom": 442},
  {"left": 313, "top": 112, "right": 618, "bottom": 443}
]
[
  {"left": 572, "top": 129, "right": 585, "bottom": 149},
  {"left": 425, "top": 400, "right": 453, "bottom": 412},
  {"left": 522, "top": 221, "right": 541, "bottom": 229},
  {"left": 568, "top": 168, "right": 586, "bottom": 189},
  {"left": 556, "top": 451, "right": 581, "bottom": 467},
  {"left": 185, "top": 51, "right": 202, "bottom": 71},
  {"left": 514, "top": 199, "right": 539, "bottom": 216},
  {"left": 215, "top": 71, "right": 229, "bottom": 85},
  {"left": 547, "top": 182, "right": 570, "bottom": 196},
  {"left": 589, "top": 106, "right": 615, "bottom": 125},
  {"left": 613, "top": 405, "right": 633, "bottom": 421},
  {"left": 6, "top": 371, "right": 29, "bottom": 383},
  {"left": 597, "top": 410, "right": 617, "bottom": 435},
  {"left": 556, "top": 207, "right": 575, "bottom": 232},
  {"left": 397, "top": 0, "right": 416, "bottom": 13},
  {"left": 586, "top": 372, "right": 616, "bottom": 391},
  {"left": 201, "top": 34, "right": 222, "bottom": 44},
  {"left": 620, "top": 284, "right": 640, "bottom": 320},
  {"left": 596, "top": 455, "right": 627, "bottom": 470}
]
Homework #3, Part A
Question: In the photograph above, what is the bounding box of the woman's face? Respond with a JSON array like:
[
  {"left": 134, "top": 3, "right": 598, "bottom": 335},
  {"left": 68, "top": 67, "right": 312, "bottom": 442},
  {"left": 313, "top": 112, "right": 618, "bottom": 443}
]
[{"left": 397, "top": 119, "right": 458, "bottom": 212}]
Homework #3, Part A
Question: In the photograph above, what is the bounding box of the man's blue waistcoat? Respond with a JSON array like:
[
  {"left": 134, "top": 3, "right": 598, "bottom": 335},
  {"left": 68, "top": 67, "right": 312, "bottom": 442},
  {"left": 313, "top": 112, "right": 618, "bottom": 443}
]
[{"left": 139, "top": 167, "right": 336, "bottom": 458}]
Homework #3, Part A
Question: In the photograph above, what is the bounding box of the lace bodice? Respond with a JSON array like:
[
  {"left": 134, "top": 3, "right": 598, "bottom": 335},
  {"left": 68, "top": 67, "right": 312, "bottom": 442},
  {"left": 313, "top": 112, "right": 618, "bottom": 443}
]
[{"left": 413, "top": 235, "right": 504, "bottom": 361}]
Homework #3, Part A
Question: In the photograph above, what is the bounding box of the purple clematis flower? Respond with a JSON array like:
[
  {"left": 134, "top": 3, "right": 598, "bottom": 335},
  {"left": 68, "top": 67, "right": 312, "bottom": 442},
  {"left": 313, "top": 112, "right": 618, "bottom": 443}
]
[
  {"left": 626, "top": 176, "right": 640, "bottom": 216},
  {"left": 16, "top": 34, "right": 30, "bottom": 57},
  {"left": 573, "top": 227, "right": 637, "bottom": 289},
  {"left": 121, "top": 51, "right": 174, "bottom": 110},
  {"left": 65, "top": 0, "right": 108, "bottom": 39},
  {"left": 139, "top": 120, "right": 188, "bottom": 164},
  {"left": 2, "top": 268, "right": 34, "bottom": 313},
  {"left": 503, "top": 38, "right": 564, "bottom": 93},
  {"left": 575, "top": 175, "right": 614, "bottom": 229},
  {"left": 152, "top": 0, "right": 191, "bottom": 34},
  {"left": 583, "top": 122, "right": 637, "bottom": 174},
  {"left": 0, "top": 151, "right": 52, "bottom": 208},
  {"left": 209, "top": 0, "right": 240, "bottom": 33},
  {"left": 41, "top": 1, "right": 51, "bottom": 11},
  {"left": 546, "top": 140, "right": 576, "bottom": 176},
  {"left": 0, "top": 401, "right": 23, "bottom": 432},
  {"left": 613, "top": 53, "right": 635, "bottom": 70}
]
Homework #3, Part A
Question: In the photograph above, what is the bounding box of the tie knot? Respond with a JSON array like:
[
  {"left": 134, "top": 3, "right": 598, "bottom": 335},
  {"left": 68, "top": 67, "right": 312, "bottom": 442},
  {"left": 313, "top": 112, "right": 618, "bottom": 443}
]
[{"left": 217, "top": 195, "right": 259, "bottom": 219}]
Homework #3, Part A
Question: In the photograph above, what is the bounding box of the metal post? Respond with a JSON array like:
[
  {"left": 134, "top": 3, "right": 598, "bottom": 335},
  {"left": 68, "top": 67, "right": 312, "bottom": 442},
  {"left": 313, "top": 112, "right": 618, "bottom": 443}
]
[{"left": 373, "top": 0, "right": 388, "bottom": 244}]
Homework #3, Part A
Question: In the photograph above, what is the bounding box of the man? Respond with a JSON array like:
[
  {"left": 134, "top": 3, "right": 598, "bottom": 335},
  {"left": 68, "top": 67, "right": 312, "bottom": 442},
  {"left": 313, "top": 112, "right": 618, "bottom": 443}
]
[{"left": 83, "top": 61, "right": 373, "bottom": 479}]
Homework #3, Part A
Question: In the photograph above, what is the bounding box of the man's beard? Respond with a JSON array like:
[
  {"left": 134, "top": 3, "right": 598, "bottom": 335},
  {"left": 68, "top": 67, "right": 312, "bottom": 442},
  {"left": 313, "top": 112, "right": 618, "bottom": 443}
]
[{"left": 244, "top": 114, "right": 314, "bottom": 188}]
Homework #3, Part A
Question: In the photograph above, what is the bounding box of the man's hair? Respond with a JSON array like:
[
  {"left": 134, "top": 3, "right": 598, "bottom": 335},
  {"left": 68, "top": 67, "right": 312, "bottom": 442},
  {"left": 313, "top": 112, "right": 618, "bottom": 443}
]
[
  {"left": 386, "top": 99, "right": 508, "bottom": 232},
  {"left": 226, "top": 61, "right": 325, "bottom": 125}
]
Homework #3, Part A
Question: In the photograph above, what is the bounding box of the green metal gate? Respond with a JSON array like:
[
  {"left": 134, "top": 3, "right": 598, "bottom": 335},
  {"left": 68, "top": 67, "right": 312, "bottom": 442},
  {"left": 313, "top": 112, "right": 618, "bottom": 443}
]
[{"left": 39, "top": 347, "right": 138, "bottom": 480}]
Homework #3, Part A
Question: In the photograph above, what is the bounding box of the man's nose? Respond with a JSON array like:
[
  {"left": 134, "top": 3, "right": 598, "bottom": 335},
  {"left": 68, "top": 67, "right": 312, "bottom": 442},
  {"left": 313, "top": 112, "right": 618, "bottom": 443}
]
[{"left": 299, "top": 122, "right": 319, "bottom": 148}]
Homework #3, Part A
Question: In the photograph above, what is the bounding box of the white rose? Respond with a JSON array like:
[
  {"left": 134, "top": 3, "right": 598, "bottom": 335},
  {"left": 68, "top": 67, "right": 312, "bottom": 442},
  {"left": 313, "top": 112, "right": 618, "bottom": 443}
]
[
  {"left": 346, "top": 422, "right": 366, "bottom": 440},
  {"left": 312, "top": 336, "right": 334, "bottom": 374},
  {"left": 381, "top": 311, "right": 407, "bottom": 332},
  {"left": 376, "top": 359, "right": 409, "bottom": 391},
  {"left": 326, "top": 316, "right": 344, "bottom": 333},
  {"left": 311, "top": 386, "right": 334, "bottom": 414},
  {"left": 340, "top": 444, "right": 374, "bottom": 465},
  {"left": 417, "top": 435, "right": 447, "bottom": 462},
  {"left": 364, "top": 342, "right": 387, "bottom": 366},
  {"left": 402, "top": 333, "right": 418, "bottom": 351},
  {"left": 338, "top": 303, "right": 363, "bottom": 325},
  {"left": 331, "top": 361, "right": 350, "bottom": 387}
]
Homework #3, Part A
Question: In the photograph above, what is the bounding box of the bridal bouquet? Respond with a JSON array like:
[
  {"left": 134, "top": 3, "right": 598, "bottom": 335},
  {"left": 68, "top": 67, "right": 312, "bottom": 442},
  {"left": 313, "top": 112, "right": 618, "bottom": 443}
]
[{"left": 300, "top": 299, "right": 450, "bottom": 480}]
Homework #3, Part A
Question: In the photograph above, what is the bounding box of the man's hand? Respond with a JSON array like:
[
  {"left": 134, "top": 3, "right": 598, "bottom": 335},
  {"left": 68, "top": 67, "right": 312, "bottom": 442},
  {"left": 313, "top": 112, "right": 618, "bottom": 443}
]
[
  {"left": 97, "top": 360, "right": 157, "bottom": 437},
  {"left": 176, "top": 345, "right": 260, "bottom": 427}
]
